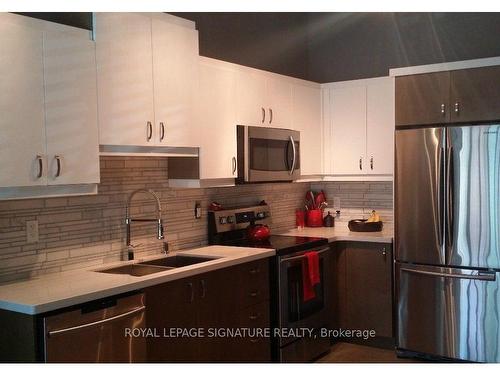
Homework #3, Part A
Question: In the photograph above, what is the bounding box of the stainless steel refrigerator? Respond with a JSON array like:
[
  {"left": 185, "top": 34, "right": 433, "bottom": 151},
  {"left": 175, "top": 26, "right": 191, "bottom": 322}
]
[{"left": 395, "top": 124, "right": 500, "bottom": 362}]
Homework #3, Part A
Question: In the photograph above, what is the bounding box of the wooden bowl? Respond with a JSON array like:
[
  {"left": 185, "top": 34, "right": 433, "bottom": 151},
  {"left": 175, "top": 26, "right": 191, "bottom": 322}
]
[{"left": 348, "top": 219, "right": 383, "bottom": 232}]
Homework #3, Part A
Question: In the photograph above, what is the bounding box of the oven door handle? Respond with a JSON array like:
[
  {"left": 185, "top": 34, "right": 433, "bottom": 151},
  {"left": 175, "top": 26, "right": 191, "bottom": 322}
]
[
  {"left": 279, "top": 247, "right": 329, "bottom": 263},
  {"left": 289, "top": 135, "right": 297, "bottom": 175}
]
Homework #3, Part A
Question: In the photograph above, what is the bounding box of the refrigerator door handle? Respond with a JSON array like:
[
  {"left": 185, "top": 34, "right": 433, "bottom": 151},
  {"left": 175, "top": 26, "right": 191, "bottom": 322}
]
[
  {"left": 446, "top": 143, "right": 455, "bottom": 256},
  {"left": 437, "top": 145, "right": 445, "bottom": 247},
  {"left": 400, "top": 266, "right": 496, "bottom": 282}
]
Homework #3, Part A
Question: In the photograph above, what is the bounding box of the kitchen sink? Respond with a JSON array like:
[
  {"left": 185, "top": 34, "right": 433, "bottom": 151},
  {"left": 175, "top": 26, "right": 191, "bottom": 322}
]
[
  {"left": 138, "top": 255, "right": 219, "bottom": 268},
  {"left": 95, "top": 264, "right": 174, "bottom": 277}
]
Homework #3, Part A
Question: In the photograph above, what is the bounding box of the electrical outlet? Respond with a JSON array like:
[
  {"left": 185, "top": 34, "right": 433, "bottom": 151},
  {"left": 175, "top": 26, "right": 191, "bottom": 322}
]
[
  {"left": 194, "top": 201, "right": 202, "bottom": 219},
  {"left": 26, "top": 220, "right": 39, "bottom": 243}
]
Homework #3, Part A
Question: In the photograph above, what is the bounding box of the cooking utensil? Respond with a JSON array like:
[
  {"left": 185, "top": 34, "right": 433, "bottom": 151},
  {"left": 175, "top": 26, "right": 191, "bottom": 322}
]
[
  {"left": 305, "top": 191, "right": 316, "bottom": 210},
  {"left": 315, "top": 190, "right": 326, "bottom": 209}
]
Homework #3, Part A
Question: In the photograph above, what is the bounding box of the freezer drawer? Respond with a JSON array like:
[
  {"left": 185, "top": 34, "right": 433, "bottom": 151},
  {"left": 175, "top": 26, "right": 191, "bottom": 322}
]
[
  {"left": 44, "top": 293, "right": 146, "bottom": 363},
  {"left": 397, "top": 263, "right": 500, "bottom": 362}
]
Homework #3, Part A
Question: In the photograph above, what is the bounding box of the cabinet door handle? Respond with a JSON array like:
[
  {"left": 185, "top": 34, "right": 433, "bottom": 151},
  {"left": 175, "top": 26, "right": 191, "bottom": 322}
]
[
  {"left": 200, "top": 279, "right": 206, "bottom": 299},
  {"left": 36, "top": 155, "right": 43, "bottom": 179},
  {"left": 370, "top": 156, "right": 374, "bottom": 170},
  {"left": 54, "top": 155, "right": 61, "bottom": 177},
  {"left": 232, "top": 156, "right": 237, "bottom": 175},
  {"left": 359, "top": 157, "right": 363, "bottom": 170},
  {"left": 187, "top": 282, "right": 194, "bottom": 303},
  {"left": 159, "top": 122, "right": 165, "bottom": 142},
  {"left": 261, "top": 107, "right": 266, "bottom": 123},
  {"left": 382, "top": 247, "right": 387, "bottom": 257},
  {"left": 249, "top": 290, "right": 260, "bottom": 298},
  {"left": 454, "top": 102, "right": 460, "bottom": 115},
  {"left": 249, "top": 267, "right": 260, "bottom": 275},
  {"left": 441, "top": 103, "right": 446, "bottom": 117},
  {"left": 147, "top": 121, "right": 152, "bottom": 142},
  {"left": 269, "top": 108, "right": 273, "bottom": 124}
]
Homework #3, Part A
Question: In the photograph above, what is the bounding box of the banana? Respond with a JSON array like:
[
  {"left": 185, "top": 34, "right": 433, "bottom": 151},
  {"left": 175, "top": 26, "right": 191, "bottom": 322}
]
[{"left": 367, "top": 210, "right": 380, "bottom": 223}]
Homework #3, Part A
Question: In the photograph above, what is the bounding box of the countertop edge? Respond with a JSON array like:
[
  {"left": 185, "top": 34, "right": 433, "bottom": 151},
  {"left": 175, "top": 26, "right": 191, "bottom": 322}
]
[
  {"left": 0, "top": 248, "right": 275, "bottom": 315},
  {"left": 280, "top": 227, "right": 394, "bottom": 244}
]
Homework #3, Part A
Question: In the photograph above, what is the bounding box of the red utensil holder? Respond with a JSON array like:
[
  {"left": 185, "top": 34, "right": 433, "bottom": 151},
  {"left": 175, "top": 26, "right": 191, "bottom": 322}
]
[{"left": 306, "top": 209, "right": 323, "bottom": 227}]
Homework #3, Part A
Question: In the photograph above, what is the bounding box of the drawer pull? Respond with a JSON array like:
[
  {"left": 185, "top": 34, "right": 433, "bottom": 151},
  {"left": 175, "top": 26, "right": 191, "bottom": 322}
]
[
  {"left": 249, "top": 291, "right": 260, "bottom": 298},
  {"left": 250, "top": 338, "right": 260, "bottom": 343},
  {"left": 249, "top": 268, "right": 260, "bottom": 275},
  {"left": 248, "top": 313, "right": 261, "bottom": 320}
]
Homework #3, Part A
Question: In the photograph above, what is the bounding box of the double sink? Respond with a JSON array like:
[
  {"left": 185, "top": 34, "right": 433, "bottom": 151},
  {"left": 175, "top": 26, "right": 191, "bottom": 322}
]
[{"left": 95, "top": 255, "right": 219, "bottom": 277}]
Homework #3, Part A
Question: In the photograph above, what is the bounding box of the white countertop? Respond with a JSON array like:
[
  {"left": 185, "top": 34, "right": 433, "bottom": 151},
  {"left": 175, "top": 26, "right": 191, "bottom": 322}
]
[
  {"left": 0, "top": 246, "right": 275, "bottom": 315},
  {"left": 280, "top": 224, "right": 393, "bottom": 244}
]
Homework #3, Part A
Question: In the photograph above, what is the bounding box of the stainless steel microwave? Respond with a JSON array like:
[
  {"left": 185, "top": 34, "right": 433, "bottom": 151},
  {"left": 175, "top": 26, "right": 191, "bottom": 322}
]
[{"left": 236, "top": 125, "right": 300, "bottom": 183}]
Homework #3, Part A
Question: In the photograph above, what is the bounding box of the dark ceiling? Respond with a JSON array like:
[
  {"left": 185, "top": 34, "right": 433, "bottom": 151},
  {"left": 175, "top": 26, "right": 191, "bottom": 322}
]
[{"left": 15, "top": 12, "right": 500, "bottom": 83}]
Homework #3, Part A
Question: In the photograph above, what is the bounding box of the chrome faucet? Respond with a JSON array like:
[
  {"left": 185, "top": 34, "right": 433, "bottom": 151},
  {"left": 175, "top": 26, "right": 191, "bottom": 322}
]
[{"left": 125, "top": 189, "right": 165, "bottom": 260}]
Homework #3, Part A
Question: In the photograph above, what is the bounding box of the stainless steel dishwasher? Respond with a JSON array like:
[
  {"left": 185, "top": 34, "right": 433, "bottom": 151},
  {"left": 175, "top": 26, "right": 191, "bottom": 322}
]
[{"left": 43, "top": 292, "right": 146, "bottom": 363}]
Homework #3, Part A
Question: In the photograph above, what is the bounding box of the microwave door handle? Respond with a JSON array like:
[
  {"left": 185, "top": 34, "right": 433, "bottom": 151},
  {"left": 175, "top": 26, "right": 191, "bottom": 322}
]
[{"left": 289, "top": 135, "right": 296, "bottom": 175}]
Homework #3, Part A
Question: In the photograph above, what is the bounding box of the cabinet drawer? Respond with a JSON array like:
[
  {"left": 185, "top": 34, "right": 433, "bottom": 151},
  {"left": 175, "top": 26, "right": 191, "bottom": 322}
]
[
  {"left": 238, "top": 301, "right": 270, "bottom": 328},
  {"left": 227, "top": 302, "right": 271, "bottom": 362},
  {"left": 236, "top": 259, "right": 270, "bottom": 307}
]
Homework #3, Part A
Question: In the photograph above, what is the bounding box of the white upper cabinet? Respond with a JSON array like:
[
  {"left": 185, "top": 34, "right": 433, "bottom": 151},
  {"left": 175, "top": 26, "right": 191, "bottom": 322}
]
[
  {"left": 236, "top": 68, "right": 292, "bottom": 129},
  {"left": 0, "top": 18, "right": 46, "bottom": 188},
  {"left": 331, "top": 84, "right": 367, "bottom": 175},
  {"left": 197, "top": 58, "right": 238, "bottom": 180},
  {"left": 0, "top": 14, "right": 100, "bottom": 199},
  {"left": 366, "top": 78, "right": 395, "bottom": 175},
  {"left": 152, "top": 17, "right": 199, "bottom": 147},
  {"left": 95, "top": 13, "right": 155, "bottom": 146},
  {"left": 325, "top": 77, "right": 394, "bottom": 178},
  {"left": 43, "top": 31, "right": 100, "bottom": 185},
  {"left": 96, "top": 13, "right": 199, "bottom": 148},
  {"left": 266, "top": 77, "right": 292, "bottom": 128},
  {"left": 236, "top": 69, "right": 268, "bottom": 126},
  {"left": 292, "top": 84, "right": 322, "bottom": 176}
]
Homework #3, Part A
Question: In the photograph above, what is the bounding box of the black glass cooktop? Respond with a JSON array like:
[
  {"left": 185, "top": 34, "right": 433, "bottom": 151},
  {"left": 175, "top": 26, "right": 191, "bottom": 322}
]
[{"left": 220, "top": 235, "right": 328, "bottom": 256}]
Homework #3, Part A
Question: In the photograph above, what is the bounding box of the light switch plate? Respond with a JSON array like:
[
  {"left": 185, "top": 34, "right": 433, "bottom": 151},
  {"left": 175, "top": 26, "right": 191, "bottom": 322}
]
[{"left": 26, "top": 220, "right": 39, "bottom": 243}]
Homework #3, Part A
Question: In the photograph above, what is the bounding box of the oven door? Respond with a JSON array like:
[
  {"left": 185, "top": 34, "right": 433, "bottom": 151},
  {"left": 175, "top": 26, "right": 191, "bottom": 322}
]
[
  {"left": 278, "top": 246, "right": 331, "bottom": 346},
  {"left": 239, "top": 125, "right": 300, "bottom": 182}
]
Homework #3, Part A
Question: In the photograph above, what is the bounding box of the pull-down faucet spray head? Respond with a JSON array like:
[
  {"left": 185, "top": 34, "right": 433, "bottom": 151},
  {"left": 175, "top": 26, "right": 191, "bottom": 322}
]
[{"left": 125, "top": 189, "right": 165, "bottom": 259}]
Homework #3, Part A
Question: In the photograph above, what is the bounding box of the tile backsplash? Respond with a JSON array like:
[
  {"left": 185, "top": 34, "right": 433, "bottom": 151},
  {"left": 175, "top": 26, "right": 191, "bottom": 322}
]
[
  {"left": 0, "top": 157, "right": 310, "bottom": 282},
  {"left": 310, "top": 181, "right": 393, "bottom": 225},
  {"left": 0, "top": 157, "right": 393, "bottom": 282}
]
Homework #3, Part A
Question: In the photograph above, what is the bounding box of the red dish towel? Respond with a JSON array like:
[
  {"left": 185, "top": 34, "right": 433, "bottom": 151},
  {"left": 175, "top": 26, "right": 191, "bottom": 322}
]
[{"left": 302, "top": 251, "right": 321, "bottom": 302}]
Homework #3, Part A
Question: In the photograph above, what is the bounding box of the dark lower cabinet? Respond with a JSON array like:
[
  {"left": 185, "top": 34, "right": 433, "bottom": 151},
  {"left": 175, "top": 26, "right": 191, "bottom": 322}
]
[
  {"left": 145, "top": 258, "right": 271, "bottom": 362},
  {"left": 0, "top": 258, "right": 271, "bottom": 363},
  {"left": 332, "top": 241, "right": 393, "bottom": 348}
]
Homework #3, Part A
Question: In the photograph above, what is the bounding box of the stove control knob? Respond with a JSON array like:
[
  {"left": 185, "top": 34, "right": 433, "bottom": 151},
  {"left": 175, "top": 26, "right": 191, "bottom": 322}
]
[
  {"left": 227, "top": 216, "right": 234, "bottom": 224},
  {"left": 256, "top": 212, "right": 265, "bottom": 219},
  {"left": 219, "top": 216, "right": 227, "bottom": 224}
]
